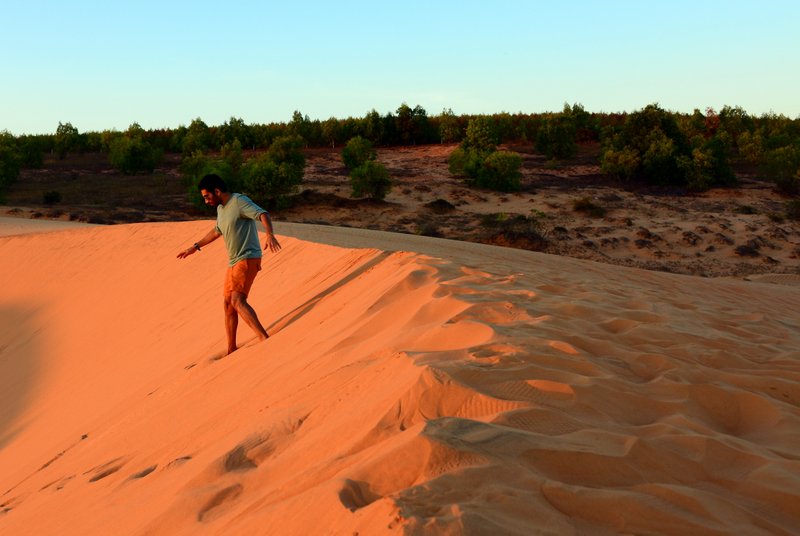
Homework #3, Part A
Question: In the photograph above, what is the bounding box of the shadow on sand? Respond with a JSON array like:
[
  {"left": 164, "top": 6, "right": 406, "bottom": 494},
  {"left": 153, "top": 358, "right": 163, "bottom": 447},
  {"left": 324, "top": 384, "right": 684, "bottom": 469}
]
[{"left": 0, "top": 305, "right": 40, "bottom": 450}]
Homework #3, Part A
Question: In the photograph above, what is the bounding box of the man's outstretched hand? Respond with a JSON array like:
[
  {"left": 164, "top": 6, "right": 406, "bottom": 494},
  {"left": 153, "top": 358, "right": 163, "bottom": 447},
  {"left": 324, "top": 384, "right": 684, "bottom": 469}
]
[
  {"left": 177, "top": 246, "right": 197, "bottom": 259},
  {"left": 264, "top": 234, "right": 281, "bottom": 253}
]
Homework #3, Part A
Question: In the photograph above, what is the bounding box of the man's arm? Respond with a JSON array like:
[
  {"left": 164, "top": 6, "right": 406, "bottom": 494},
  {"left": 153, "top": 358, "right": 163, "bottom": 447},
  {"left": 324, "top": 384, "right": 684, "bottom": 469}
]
[
  {"left": 176, "top": 227, "right": 222, "bottom": 259},
  {"left": 260, "top": 212, "right": 281, "bottom": 253}
]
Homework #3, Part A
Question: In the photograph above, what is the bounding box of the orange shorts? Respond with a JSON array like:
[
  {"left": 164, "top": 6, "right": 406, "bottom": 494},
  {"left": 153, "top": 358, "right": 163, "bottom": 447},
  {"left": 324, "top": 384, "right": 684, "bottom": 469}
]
[{"left": 224, "top": 258, "right": 262, "bottom": 297}]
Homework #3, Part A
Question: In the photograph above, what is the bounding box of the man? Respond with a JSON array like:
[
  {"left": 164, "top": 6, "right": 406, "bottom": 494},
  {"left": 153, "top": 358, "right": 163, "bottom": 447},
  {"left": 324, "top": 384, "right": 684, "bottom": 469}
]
[{"left": 177, "top": 174, "right": 281, "bottom": 355}]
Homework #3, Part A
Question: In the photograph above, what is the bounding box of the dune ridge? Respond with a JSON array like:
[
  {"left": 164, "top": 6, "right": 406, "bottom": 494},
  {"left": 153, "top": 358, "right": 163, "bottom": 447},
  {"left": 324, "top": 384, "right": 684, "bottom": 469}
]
[{"left": 1, "top": 220, "right": 799, "bottom": 535}]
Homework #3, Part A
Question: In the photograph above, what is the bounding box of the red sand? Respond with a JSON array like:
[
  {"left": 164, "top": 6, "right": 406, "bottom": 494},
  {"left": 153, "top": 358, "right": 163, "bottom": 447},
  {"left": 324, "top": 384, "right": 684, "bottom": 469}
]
[{"left": 1, "top": 220, "right": 799, "bottom": 535}]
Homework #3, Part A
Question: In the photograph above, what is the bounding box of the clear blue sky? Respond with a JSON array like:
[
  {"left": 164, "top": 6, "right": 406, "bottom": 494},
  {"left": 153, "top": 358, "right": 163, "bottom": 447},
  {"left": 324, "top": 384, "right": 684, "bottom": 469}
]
[{"left": 2, "top": 0, "right": 798, "bottom": 135}]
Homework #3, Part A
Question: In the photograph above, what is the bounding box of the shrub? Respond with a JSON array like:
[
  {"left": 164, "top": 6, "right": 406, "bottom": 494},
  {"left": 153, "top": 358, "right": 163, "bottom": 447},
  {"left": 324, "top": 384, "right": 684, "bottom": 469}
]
[
  {"left": 350, "top": 160, "right": 392, "bottom": 199},
  {"left": 242, "top": 135, "right": 306, "bottom": 208},
  {"left": 342, "top": 136, "right": 376, "bottom": 170},
  {"left": 243, "top": 157, "right": 303, "bottom": 209},
  {"left": 600, "top": 104, "right": 700, "bottom": 187},
  {"left": 109, "top": 135, "right": 163, "bottom": 174},
  {"left": 447, "top": 146, "right": 486, "bottom": 178},
  {"left": 764, "top": 144, "right": 800, "bottom": 194},
  {"left": 573, "top": 197, "right": 606, "bottom": 217},
  {"left": 601, "top": 146, "right": 639, "bottom": 180},
  {"left": 475, "top": 150, "right": 522, "bottom": 192},
  {"left": 449, "top": 117, "right": 522, "bottom": 192},
  {"left": 479, "top": 212, "right": 548, "bottom": 250},
  {"left": 267, "top": 135, "right": 306, "bottom": 168},
  {"left": 641, "top": 128, "right": 679, "bottom": 185}
]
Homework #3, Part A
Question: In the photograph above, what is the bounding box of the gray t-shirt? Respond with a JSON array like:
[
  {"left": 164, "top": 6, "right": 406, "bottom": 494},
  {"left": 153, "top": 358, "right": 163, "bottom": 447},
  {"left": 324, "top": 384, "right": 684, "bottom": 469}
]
[{"left": 214, "top": 193, "right": 267, "bottom": 266}]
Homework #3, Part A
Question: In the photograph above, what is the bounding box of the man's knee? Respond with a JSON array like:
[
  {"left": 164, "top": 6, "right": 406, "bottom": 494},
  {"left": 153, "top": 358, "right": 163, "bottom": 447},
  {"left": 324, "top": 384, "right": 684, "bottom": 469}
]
[{"left": 230, "top": 292, "right": 249, "bottom": 311}]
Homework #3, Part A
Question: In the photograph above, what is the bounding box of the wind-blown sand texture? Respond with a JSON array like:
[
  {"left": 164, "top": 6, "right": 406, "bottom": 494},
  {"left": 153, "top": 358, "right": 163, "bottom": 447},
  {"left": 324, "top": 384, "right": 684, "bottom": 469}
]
[{"left": 1, "top": 220, "right": 799, "bottom": 535}]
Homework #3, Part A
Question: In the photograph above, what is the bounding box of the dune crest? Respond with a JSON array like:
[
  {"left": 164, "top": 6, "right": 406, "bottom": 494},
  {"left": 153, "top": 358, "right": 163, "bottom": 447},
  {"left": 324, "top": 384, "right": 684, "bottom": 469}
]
[{"left": 1, "top": 220, "right": 799, "bottom": 535}]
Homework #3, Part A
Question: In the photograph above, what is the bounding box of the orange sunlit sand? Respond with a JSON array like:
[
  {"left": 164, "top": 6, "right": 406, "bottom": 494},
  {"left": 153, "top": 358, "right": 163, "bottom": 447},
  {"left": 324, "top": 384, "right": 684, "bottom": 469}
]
[{"left": 1, "top": 219, "right": 799, "bottom": 534}]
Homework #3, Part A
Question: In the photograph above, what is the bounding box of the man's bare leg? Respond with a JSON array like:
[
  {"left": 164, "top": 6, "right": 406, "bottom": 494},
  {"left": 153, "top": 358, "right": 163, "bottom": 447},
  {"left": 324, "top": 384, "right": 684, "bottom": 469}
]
[
  {"left": 224, "top": 297, "right": 239, "bottom": 355},
  {"left": 230, "top": 292, "right": 269, "bottom": 344}
]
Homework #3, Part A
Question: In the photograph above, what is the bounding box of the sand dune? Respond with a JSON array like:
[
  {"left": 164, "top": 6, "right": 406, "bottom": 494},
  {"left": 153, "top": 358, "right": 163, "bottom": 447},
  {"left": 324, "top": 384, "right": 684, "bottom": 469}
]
[{"left": 1, "top": 220, "right": 799, "bottom": 535}]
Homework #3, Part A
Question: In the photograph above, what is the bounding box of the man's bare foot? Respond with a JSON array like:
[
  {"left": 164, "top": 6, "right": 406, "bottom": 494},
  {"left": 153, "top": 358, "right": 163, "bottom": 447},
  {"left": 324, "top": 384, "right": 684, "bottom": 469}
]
[{"left": 226, "top": 346, "right": 238, "bottom": 356}]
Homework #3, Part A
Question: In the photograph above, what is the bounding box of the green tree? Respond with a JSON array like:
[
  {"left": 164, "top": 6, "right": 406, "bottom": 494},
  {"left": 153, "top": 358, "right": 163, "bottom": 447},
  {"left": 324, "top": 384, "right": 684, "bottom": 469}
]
[
  {"left": 448, "top": 117, "right": 522, "bottom": 191},
  {"left": 321, "top": 117, "right": 342, "bottom": 148},
  {"left": 350, "top": 160, "right": 392, "bottom": 199},
  {"left": 220, "top": 116, "right": 251, "bottom": 148},
  {"left": 16, "top": 135, "right": 45, "bottom": 168},
  {"left": 463, "top": 116, "right": 497, "bottom": 152},
  {"left": 288, "top": 110, "right": 312, "bottom": 144},
  {"left": 765, "top": 144, "right": 800, "bottom": 194},
  {"left": 182, "top": 118, "right": 211, "bottom": 155},
  {"left": 438, "top": 108, "right": 462, "bottom": 143},
  {"left": 362, "top": 109, "right": 384, "bottom": 144},
  {"left": 108, "top": 123, "right": 163, "bottom": 174},
  {"left": 395, "top": 103, "right": 429, "bottom": 145},
  {"left": 476, "top": 150, "right": 522, "bottom": 192},
  {"left": 55, "top": 121, "right": 80, "bottom": 159},
  {"left": 0, "top": 131, "right": 22, "bottom": 200},
  {"left": 342, "top": 136, "right": 376, "bottom": 170},
  {"left": 242, "top": 135, "right": 306, "bottom": 208},
  {"left": 601, "top": 144, "right": 639, "bottom": 181}
]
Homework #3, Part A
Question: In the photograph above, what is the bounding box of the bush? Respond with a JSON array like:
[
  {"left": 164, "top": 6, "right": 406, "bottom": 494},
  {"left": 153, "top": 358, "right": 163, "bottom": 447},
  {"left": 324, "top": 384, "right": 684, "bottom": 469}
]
[
  {"left": 601, "top": 146, "right": 639, "bottom": 180},
  {"left": 448, "top": 146, "right": 486, "bottom": 178},
  {"left": 475, "top": 150, "right": 522, "bottom": 192},
  {"left": 479, "top": 212, "right": 549, "bottom": 250},
  {"left": 242, "top": 135, "right": 306, "bottom": 208},
  {"left": 342, "top": 136, "right": 376, "bottom": 170},
  {"left": 573, "top": 197, "right": 606, "bottom": 217},
  {"left": 109, "top": 135, "right": 163, "bottom": 174},
  {"left": 600, "top": 104, "right": 700, "bottom": 187},
  {"left": 350, "top": 160, "right": 392, "bottom": 199},
  {"left": 267, "top": 135, "right": 306, "bottom": 168},
  {"left": 449, "top": 116, "right": 521, "bottom": 192},
  {"left": 764, "top": 144, "right": 800, "bottom": 194},
  {"left": 242, "top": 157, "right": 303, "bottom": 209}
]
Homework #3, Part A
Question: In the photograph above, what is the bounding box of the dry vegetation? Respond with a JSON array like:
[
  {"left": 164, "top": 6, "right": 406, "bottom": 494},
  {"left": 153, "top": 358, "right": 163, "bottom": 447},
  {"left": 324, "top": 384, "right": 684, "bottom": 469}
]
[{"left": 4, "top": 142, "right": 800, "bottom": 278}]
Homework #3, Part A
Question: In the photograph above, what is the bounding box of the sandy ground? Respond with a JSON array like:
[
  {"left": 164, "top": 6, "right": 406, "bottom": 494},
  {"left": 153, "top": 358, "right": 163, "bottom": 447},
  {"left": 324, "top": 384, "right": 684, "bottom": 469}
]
[{"left": 1, "top": 219, "right": 799, "bottom": 535}]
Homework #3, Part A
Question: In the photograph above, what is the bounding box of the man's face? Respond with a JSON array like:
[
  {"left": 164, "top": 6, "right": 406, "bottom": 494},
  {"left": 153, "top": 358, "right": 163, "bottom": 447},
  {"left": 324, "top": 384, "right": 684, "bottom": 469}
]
[{"left": 200, "top": 189, "right": 222, "bottom": 207}]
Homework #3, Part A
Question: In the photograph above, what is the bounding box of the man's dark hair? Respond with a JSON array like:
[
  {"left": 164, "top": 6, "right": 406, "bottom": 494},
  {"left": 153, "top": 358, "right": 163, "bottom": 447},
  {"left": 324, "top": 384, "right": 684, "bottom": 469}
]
[{"left": 198, "top": 173, "right": 228, "bottom": 193}]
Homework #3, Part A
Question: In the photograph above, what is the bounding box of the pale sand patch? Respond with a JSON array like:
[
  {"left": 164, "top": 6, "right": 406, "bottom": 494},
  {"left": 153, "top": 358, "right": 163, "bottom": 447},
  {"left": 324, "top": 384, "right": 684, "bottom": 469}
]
[
  {"left": 0, "top": 216, "right": 97, "bottom": 237},
  {"left": 0, "top": 220, "right": 798, "bottom": 535}
]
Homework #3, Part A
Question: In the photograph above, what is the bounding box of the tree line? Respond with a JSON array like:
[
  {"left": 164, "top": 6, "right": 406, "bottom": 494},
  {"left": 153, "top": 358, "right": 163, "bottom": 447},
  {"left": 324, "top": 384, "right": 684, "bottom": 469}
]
[{"left": 1, "top": 103, "right": 799, "bottom": 205}]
